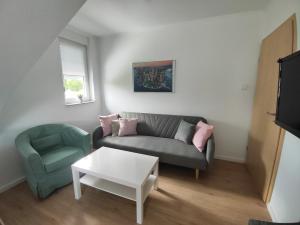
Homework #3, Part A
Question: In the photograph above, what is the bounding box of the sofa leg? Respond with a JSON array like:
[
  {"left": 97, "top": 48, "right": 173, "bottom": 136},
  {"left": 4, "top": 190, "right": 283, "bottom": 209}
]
[{"left": 195, "top": 169, "right": 199, "bottom": 180}]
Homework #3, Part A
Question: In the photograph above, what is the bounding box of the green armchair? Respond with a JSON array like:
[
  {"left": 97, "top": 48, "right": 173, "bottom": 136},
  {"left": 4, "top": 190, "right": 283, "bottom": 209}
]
[{"left": 15, "top": 124, "right": 91, "bottom": 198}]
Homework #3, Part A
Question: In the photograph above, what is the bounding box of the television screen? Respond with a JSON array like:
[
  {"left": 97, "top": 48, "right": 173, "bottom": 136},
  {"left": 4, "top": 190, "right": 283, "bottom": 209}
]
[{"left": 276, "top": 50, "right": 300, "bottom": 138}]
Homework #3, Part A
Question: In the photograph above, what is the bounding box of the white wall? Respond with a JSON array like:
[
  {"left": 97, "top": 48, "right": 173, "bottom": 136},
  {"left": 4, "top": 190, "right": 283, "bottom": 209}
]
[
  {"left": 0, "top": 0, "right": 86, "bottom": 114},
  {"left": 269, "top": 132, "right": 300, "bottom": 222},
  {"left": 0, "top": 0, "right": 87, "bottom": 191},
  {"left": 263, "top": 0, "right": 300, "bottom": 223},
  {"left": 261, "top": 0, "right": 300, "bottom": 44},
  {"left": 97, "top": 11, "right": 263, "bottom": 162},
  {"left": 0, "top": 30, "right": 101, "bottom": 191}
]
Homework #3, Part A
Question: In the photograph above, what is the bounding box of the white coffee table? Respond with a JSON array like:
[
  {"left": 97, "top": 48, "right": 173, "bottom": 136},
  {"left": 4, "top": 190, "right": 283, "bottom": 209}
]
[{"left": 71, "top": 147, "right": 159, "bottom": 224}]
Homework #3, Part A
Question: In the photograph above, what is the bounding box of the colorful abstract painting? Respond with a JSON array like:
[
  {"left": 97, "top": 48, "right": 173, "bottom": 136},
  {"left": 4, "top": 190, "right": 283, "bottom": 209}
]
[{"left": 133, "top": 60, "right": 174, "bottom": 92}]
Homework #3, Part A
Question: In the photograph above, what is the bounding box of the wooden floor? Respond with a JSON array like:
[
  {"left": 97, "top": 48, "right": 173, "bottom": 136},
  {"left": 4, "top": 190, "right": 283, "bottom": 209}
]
[{"left": 0, "top": 160, "right": 270, "bottom": 225}]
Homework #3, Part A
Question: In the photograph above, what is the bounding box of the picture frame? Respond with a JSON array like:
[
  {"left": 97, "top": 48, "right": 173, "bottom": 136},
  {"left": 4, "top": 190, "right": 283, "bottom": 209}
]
[{"left": 133, "top": 60, "right": 175, "bottom": 92}]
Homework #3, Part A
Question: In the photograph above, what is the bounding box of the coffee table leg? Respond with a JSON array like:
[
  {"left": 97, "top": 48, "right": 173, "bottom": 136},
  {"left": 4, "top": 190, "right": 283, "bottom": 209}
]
[
  {"left": 72, "top": 167, "right": 81, "bottom": 200},
  {"left": 154, "top": 162, "right": 159, "bottom": 190},
  {"left": 136, "top": 186, "right": 143, "bottom": 224}
]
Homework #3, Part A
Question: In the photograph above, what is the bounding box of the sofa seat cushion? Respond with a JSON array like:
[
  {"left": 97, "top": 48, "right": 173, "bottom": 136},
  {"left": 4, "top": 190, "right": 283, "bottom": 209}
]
[
  {"left": 41, "top": 146, "right": 84, "bottom": 173},
  {"left": 97, "top": 136, "right": 207, "bottom": 170}
]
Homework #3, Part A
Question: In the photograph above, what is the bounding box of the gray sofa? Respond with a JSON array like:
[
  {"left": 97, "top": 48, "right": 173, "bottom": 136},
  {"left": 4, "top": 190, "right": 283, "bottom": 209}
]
[{"left": 93, "top": 112, "right": 215, "bottom": 178}]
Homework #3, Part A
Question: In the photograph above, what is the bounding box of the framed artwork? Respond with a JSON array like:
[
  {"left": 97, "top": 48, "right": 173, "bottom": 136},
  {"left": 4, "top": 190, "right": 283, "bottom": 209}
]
[{"left": 133, "top": 60, "right": 175, "bottom": 92}]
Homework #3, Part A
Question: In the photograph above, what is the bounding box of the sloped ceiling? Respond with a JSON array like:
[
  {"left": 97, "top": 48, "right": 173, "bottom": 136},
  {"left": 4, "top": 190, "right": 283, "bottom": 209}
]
[
  {"left": 69, "top": 0, "right": 270, "bottom": 36},
  {"left": 0, "top": 0, "right": 86, "bottom": 119}
]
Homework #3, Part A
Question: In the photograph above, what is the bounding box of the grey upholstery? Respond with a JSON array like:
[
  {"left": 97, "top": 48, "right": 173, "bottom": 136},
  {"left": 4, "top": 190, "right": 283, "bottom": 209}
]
[
  {"left": 119, "top": 112, "right": 206, "bottom": 138},
  {"left": 174, "top": 120, "right": 195, "bottom": 144},
  {"left": 97, "top": 136, "right": 207, "bottom": 170},
  {"left": 93, "top": 112, "right": 214, "bottom": 171},
  {"left": 206, "top": 136, "right": 215, "bottom": 165}
]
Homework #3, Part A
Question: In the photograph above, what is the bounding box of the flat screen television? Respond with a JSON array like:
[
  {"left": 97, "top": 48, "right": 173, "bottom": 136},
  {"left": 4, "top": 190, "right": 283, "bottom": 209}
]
[{"left": 276, "top": 50, "right": 300, "bottom": 138}]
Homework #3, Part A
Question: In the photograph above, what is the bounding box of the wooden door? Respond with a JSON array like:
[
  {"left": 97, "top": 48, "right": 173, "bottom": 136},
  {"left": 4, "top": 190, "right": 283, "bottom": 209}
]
[{"left": 247, "top": 15, "right": 297, "bottom": 202}]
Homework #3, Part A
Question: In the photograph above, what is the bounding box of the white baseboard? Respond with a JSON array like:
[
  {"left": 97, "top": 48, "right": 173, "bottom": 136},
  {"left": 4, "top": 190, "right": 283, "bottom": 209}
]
[
  {"left": 267, "top": 203, "right": 277, "bottom": 222},
  {"left": 0, "top": 176, "right": 25, "bottom": 194},
  {"left": 214, "top": 154, "right": 245, "bottom": 163}
]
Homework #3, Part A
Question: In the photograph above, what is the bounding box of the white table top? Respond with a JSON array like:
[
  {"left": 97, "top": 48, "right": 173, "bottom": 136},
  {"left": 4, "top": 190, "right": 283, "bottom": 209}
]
[{"left": 72, "top": 147, "right": 159, "bottom": 188}]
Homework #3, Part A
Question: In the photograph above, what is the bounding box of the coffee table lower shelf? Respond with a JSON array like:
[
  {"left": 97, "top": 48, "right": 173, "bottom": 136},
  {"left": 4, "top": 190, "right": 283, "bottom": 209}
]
[
  {"left": 71, "top": 147, "right": 159, "bottom": 224},
  {"left": 80, "top": 174, "right": 157, "bottom": 202}
]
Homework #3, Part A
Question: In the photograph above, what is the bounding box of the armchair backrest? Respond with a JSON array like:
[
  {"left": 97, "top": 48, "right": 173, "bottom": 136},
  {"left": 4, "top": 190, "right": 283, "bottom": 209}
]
[{"left": 18, "top": 124, "right": 67, "bottom": 154}]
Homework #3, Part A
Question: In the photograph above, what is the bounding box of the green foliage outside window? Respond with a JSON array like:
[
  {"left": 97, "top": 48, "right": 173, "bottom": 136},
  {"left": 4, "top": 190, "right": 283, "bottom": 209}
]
[{"left": 64, "top": 79, "right": 83, "bottom": 92}]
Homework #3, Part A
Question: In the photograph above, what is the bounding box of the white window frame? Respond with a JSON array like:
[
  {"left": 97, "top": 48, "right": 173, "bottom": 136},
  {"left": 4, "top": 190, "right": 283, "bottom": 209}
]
[{"left": 59, "top": 37, "right": 94, "bottom": 105}]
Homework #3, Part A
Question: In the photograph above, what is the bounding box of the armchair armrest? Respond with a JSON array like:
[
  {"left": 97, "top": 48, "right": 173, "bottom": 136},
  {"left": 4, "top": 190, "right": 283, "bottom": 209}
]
[
  {"left": 15, "top": 134, "right": 45, "bottom": 177},
  {"left": 205, "top": 134, "right": 215, "bottom": 166},
  {"left": 62, "top": 125, "right": 91, "bottom": 155},
  {"left": 92, "top": 126, "right": 103, "bottom": 149}
]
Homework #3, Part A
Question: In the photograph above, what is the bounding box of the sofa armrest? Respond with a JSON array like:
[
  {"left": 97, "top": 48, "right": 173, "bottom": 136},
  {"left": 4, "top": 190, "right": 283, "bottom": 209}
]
[
  {"left": 205, "top": 134, "right": 215, "bottom": 166},
  {"left": 92, "top": 126, "right": 103, "bottom": 149},
  {"left": 15, "top": 135, "right": 45, "bottom": 177},
  {"left": 62, "top": 125, "right": 91, "bottom": 155}
]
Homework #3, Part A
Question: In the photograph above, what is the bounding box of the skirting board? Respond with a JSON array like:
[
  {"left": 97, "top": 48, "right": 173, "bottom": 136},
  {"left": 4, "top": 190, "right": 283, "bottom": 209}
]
[
  {"left": 267, "top": 203, "right": 277, "bottom": 222},
  {"left": 214, "top": 155, "right": 245, "bottom": 163},
  {"left": 0, "top": 176, "right": 25, "bottom": 194}
]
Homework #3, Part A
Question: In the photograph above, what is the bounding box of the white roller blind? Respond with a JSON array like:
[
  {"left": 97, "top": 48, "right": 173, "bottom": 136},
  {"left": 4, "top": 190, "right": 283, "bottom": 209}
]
[{"left": 59, "top": 40, "right": 87, "bottom": 76}]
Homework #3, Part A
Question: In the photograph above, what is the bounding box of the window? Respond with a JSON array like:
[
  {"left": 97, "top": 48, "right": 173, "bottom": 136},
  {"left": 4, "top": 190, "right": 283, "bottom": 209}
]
[{"left": 59, "top": 38, "right": 93, "bottom": 105}]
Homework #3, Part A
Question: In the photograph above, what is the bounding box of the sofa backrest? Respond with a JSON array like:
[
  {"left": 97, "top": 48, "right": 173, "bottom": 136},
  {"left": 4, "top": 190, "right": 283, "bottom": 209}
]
[{"left": 120, "top": 112, "right": 207, "bottom": 139}]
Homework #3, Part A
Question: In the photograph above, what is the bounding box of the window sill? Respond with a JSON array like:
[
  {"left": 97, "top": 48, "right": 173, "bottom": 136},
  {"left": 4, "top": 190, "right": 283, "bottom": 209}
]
[{"left": 65, "top": 100, "right": 95, "bottom": 106}]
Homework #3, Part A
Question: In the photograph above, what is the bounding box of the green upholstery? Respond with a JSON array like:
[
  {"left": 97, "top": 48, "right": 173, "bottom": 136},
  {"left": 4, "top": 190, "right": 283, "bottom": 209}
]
[
  {"left": 15, "top": 124, "right": 91, "bottom": 198},
  {"left": 41, "top": 146, "right": 84, "bottom": 173},
  {"left": 31, "top": 133, "right": 62, "bottom": 153}
]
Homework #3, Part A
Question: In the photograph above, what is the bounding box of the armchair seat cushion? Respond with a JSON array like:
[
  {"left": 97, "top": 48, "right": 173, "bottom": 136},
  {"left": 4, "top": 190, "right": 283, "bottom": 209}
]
[{"left": 41, "top": 146, "right": 84, "bottom": 173}]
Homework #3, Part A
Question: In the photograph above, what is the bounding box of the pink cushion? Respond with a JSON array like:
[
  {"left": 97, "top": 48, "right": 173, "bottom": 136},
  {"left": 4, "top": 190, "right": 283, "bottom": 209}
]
[
  {"left": 192, "top": 121, "right": 214, "bottom": 152},
  {"left": 98, "top": 113, "right": 118, "bottom": 137},
  {"left": 118, "top": 118, "right": 138, "bottom": 137}
]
